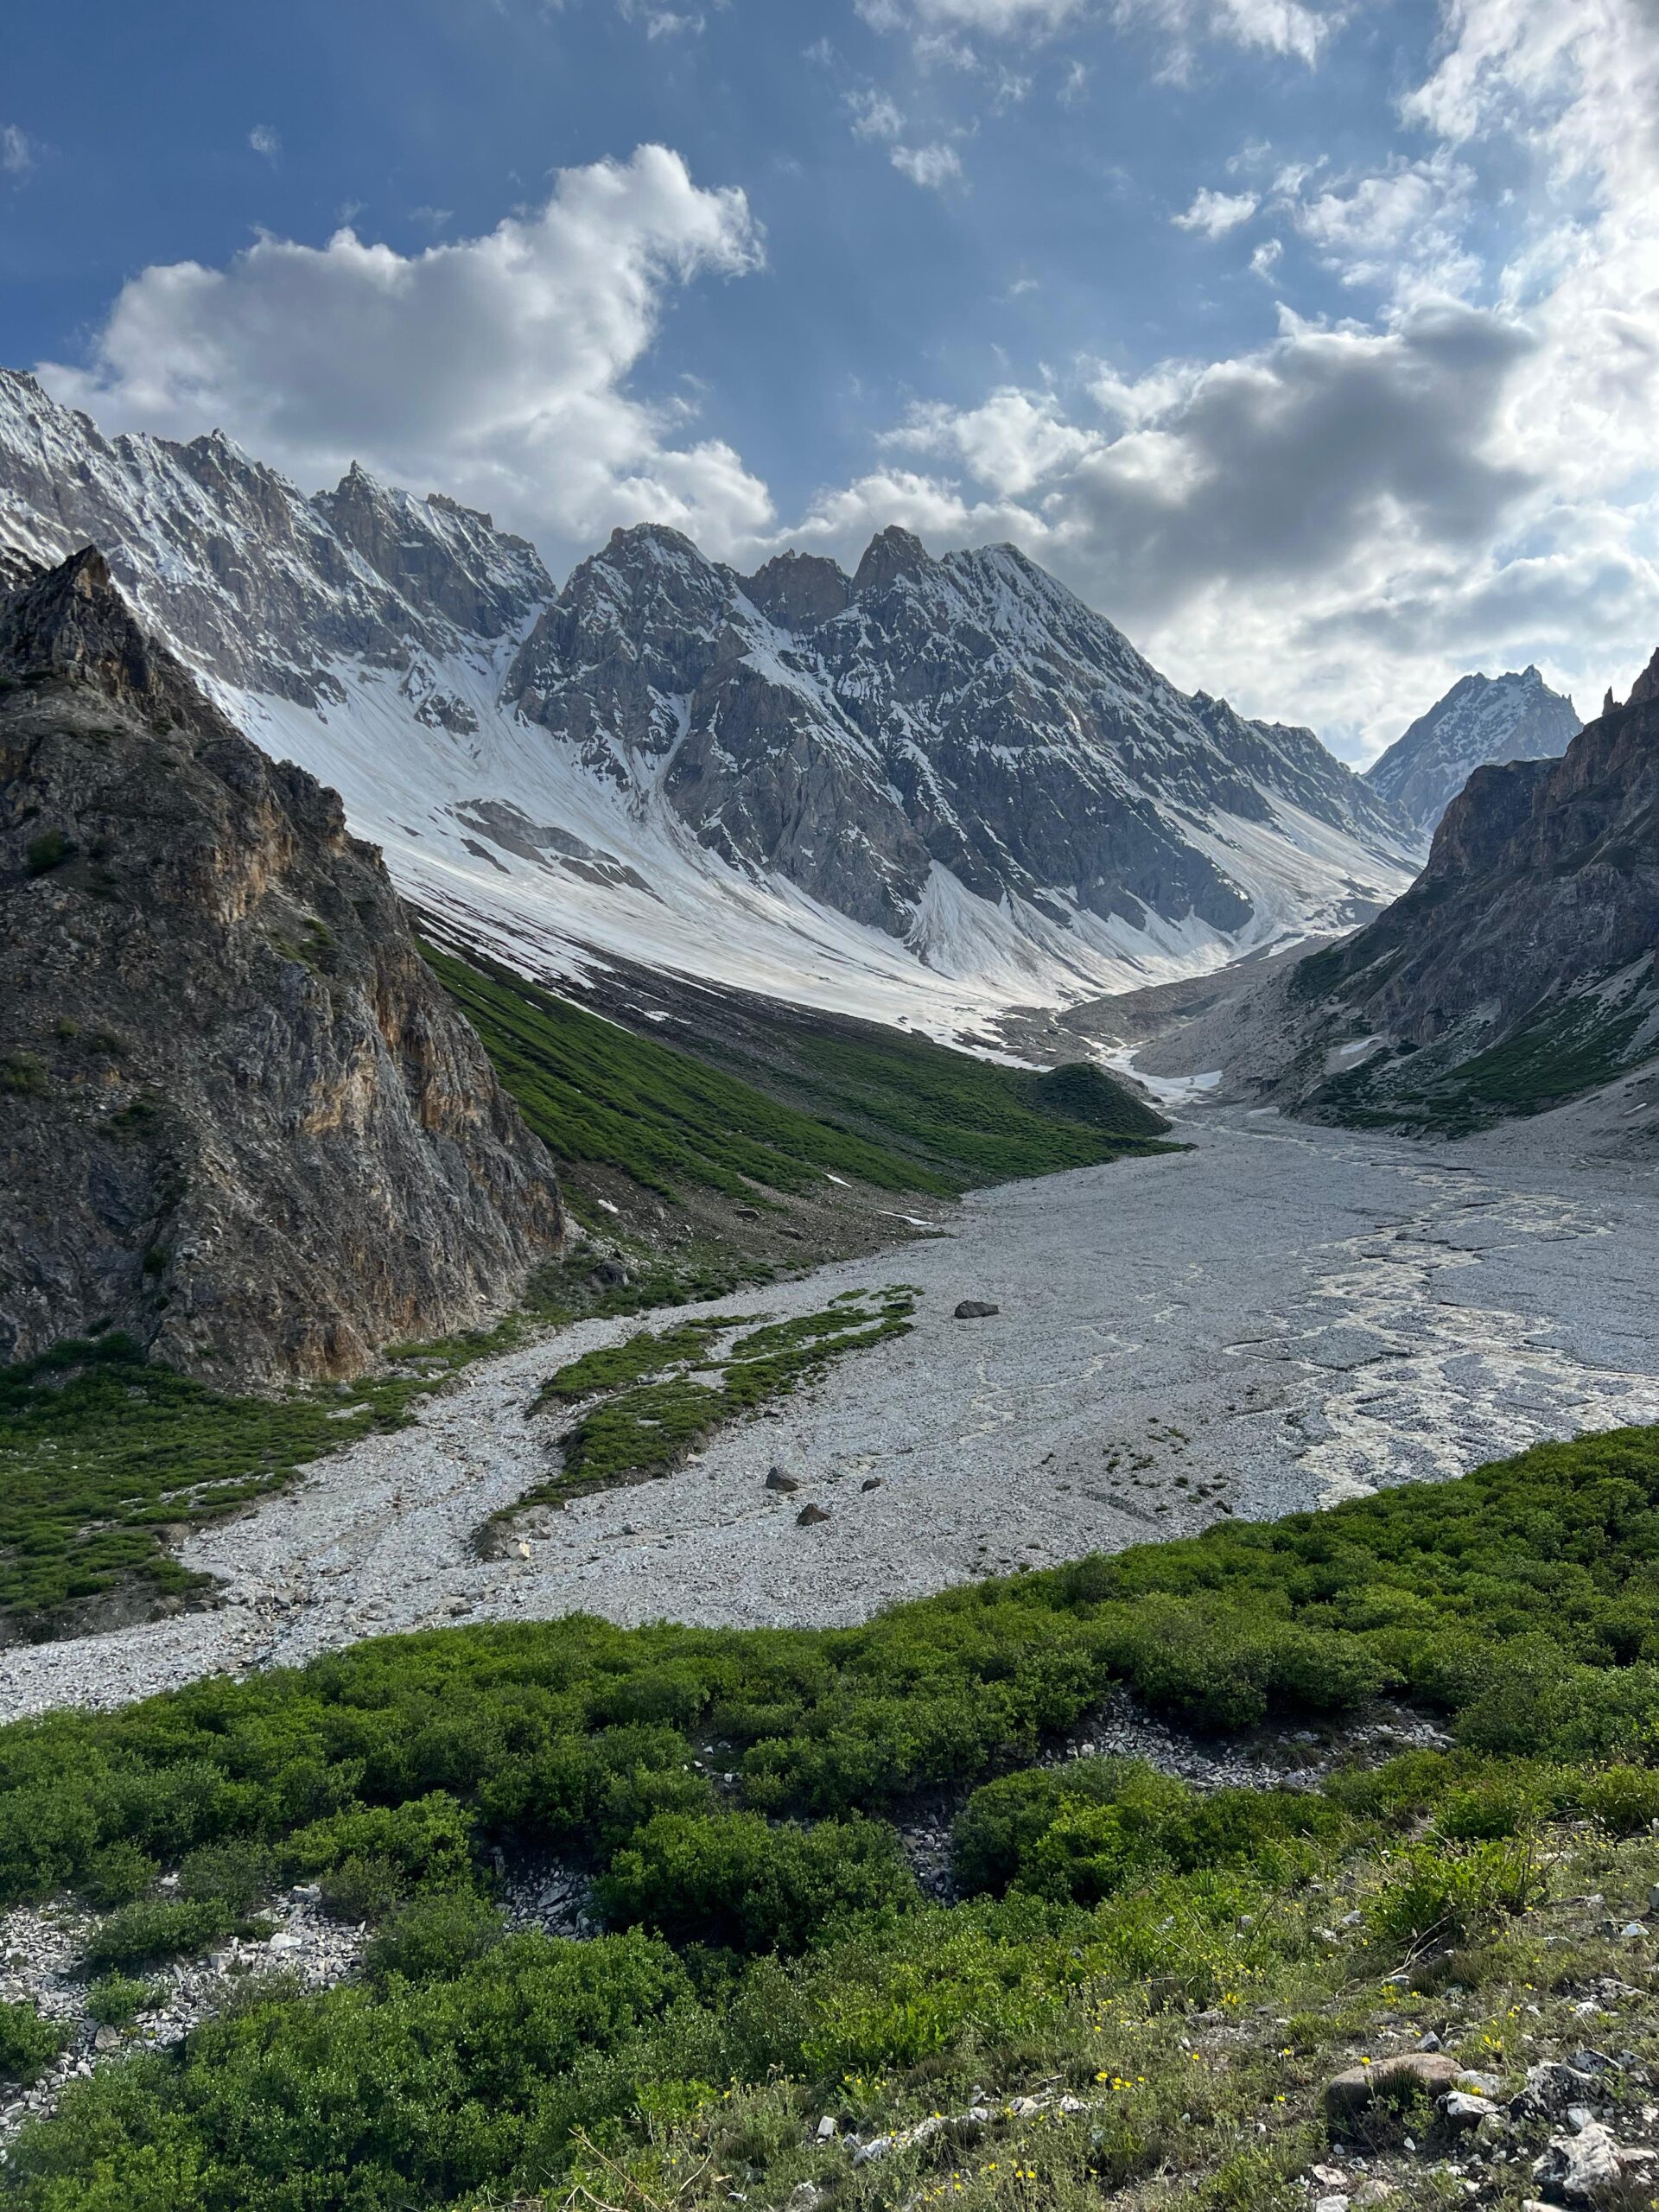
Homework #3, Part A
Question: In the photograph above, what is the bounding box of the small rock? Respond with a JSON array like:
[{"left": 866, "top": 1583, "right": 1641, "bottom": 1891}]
[
  {"left": 268, "top": 1932, "right": 302, "bottom": 1954},
  {"left": 816, "top": 2116, "right": 837, "bottom": 2142},
  {"left": 589, "top": 1257, "right": 630, "bottom": 1289},
  {"left": 765, "top": 1467, "right": 800, "bottom": 1494},
  {"left": 861, "top": 1477, "right": 883, "bottom": 1492},
  {"left": 854, "top": 2139, "right": 893, "bottom": 2167},
  {"left": 1325, "top": 2052, "right": 1465, "bottom": 2120},
  {"left": 92, "top": 2025, "right": 122, "bottom": 2053},
  {"left": 1315, "top": 2196, "right": 1350, "bottom": 2212},
  {"left": 953, "top": 1300, "right": 999, "bottom": 1319},
  {"left": 796, "top": 1503, "right": 831, "bottom": 1527},
  {"left": 1419, "top": 2033, "right": 1443, "bottom": 2053},
  {"left": 1618, "top": 1921, "right": 1646, "bottom": 1939},
  {"left": 1440, "top": 2092, "right": 1500, "bottom": 2131}
]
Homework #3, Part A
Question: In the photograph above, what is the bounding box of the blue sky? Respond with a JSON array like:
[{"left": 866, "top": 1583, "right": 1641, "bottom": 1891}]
[{"left": 3, "top": 0, "right": 1657, "bottom": 757}]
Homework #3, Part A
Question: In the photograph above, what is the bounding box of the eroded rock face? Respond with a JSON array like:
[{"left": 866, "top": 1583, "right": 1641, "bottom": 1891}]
[
  {"left": 505, "top": 522, "right": 1416, "bottom": 944},
  {"left": 0, "top": 550, "right": 564, "bottom": 1385}
]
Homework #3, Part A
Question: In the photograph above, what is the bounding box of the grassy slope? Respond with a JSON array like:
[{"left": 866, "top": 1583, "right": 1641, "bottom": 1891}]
[
  {"left": 0, "top": 1424, "right": 1656, "bottom": 2205},
  {"left": 0, "top": 947, "right": 1168, "bottom": 1640},
  {"left": 423, "top": 942, "right": 1173, "bottom": 1203}
]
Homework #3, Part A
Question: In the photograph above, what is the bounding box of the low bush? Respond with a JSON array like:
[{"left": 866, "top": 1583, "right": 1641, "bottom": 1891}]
[
  {"left": 1364, "top": 1837, "right": 1543, "bottom": 1953},
  {"left": 76, "top": 1840, "right": 158, "bottom": 1910},
  {"left": 363, "top": 1886, "right": 505, "bottom": 1984},
  {"left": 594, "top": 1810, "right": 918, "bottom": 1954},
  {"left": 85, "top": 1972, "right": 151, "bottom": 2028},
  {"left": 83, "top": 1898, "right": 232, "bottom": 1974},
  {"left": 0, "top": 1999, "right": 64, "bottom": 2085}
]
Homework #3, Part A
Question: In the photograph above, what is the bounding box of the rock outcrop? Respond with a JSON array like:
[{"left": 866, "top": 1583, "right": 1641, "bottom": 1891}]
[
  {"left": 0, "top": 549, "right": 565, "bottom": 1385},
  {"left": 1238, "top": 656, "right": 1659, "bottom": 1129},
  {"left": 1363, "top": 666, "right": 1581, "bottom": 841}
]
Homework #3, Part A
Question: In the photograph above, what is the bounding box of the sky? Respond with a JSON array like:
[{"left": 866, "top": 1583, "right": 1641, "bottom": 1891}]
[{"left": 3, "top": 0, "right": 1658, "bottom": 762}]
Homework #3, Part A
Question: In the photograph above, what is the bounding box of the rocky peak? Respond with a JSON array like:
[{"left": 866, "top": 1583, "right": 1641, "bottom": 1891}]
[
  {"left": 1363, "top": 664, "right": 1581, "bottom": 840},
  {"left": 1624, "top": 645, "right": 1659, "bottom": 710},
  {"left": 0, "top": 544, "right": 203, "bottom": 731},
  {"left": 853, "top": 524, "right": 931, "bottom": 596},
  {"left": 741, "top": 550, "right": 851, "bottom": 629}
]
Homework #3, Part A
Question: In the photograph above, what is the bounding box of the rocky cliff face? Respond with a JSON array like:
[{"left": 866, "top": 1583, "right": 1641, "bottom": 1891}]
[
  {"left": 0, "top": 550, "right": 564, "bottom": 1385},
  {"left": 1363, "top": 666, "right": 1581, "bottom": 840},
  {"left": 508, "top": 520, "right": 1418, "bottom": 946},
  {"left": 0, "top": 368, "right": 1419, "bottom": 1023},
  {"left": 1263, "top": 654, "right": 1659, "bottom": 1128}
]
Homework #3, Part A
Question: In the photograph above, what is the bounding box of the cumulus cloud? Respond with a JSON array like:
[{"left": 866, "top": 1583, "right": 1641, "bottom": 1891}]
[
  {"left": 38, "top": 144, "right": 772, "bottom": 567},
  {"left": 1114, "top": 0, "right": 1337, "bottom": 73},
  {"left": 889, "top": 141, "right": 965, "bottom": 187},
  {"left": 1, "top": 125, "right": 32, "bottom": 175},
  {"left": 1173, "top": 187, "right": 1257, "bottom": 235}
]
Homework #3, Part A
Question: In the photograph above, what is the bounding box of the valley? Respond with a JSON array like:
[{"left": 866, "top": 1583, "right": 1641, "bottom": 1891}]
[{"left": 5, "top": 1103, "right": 1656, "bottom": 1721}]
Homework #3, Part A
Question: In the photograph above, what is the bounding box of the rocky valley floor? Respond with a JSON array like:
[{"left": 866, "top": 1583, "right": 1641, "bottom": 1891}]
[{"left": 4, "top": 1104, "right": 1657, "bottom": 1720}]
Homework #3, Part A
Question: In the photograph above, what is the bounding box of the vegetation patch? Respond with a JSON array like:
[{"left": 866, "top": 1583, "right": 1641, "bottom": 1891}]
[
  {"left": 508, "top": 1287, "right": 917, "bottom": 1510},
  {"left": 424, "top": 940, "right": 1174, "bottom": 1205},
  {"left": 3, "top": 1421, "right": 1659, "bottom": 2205}
]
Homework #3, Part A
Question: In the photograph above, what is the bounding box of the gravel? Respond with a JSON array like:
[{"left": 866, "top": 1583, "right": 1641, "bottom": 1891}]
[{"left": 3, "top": 1107, "right": 1657, "bottom": 1721}]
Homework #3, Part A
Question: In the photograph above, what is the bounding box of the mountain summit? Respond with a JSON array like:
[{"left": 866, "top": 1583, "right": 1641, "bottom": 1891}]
[
  {"left": 1363, "top": 665, "right": 1581, "bottom": 839},
  {"left": 0, "top": 369, "right": 1419, "bottom": 1029}
]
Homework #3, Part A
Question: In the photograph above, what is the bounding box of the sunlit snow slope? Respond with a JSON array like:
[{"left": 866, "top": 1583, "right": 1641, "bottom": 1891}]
[{"left": 0, "top": 368, "right": 1421, "bottom": 1039}]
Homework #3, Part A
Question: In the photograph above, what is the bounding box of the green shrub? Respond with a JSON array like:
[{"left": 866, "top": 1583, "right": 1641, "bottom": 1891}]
[
  {"left": 78, "top": 1841, "right": 159, "bottom": 1910},
  {"left": 1436, "top": 1772, "right": 1544, "bottom": 1841},
  {"left": 594, "top": 1811, "right": 918, "bottom": 1954},
  {"left": 23, "top": 829, "right": 73, "bottom": 875},
  {"left": 364, "top": 1887, "right": 505, "bottom": 1984},
  {"left": 177, "top": 1839, "right": 274, "bottom": 1914},
  {"left": 84, "top": 1897, "right": 232, "bottom": 1974},
  {"left": 1365, "top": 1838, "right": 1543, "bottom": 1952},
  {"left": 1577, "top": 1763, "right": 1659, "bottom": 1836},
  {"left": 0, "top": 1998, "right": 64, "bottom": 2084},
  {"left": 283, "top": 1790, "right": 475, "bottom": 1891},
  {"left": 85, "top": 1973, "right": 151, "bottom": 2028}
]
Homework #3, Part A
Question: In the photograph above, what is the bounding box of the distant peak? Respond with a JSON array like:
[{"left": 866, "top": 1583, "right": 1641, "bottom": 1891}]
[
  {"left": 853, "top": 524, "right": 931, "bottom": 596},
  {"left": 741, "top": 548, "right": 851, "bottom": 629},
  {"left": 1626, "top": 645, "right": 1659, "bottom": 710}
]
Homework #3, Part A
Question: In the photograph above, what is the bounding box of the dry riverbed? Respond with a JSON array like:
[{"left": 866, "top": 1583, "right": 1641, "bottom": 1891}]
[{"left": 4, "top": 1106, "right": 1659, "bottom": 1720}]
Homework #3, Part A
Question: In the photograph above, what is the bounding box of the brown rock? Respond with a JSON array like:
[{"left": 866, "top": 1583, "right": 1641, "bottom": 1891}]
[
  {"left": 796, "top": 1503, "right": 831, "bottom": 1527},
  {"left": 1325, "top": 2052, "right": 1465, "bottom": 2120}
]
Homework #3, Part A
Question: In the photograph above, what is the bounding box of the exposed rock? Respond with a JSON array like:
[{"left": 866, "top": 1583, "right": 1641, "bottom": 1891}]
[
  {"left": 0, "top": 550, "right": 564, "bottom": 1385},
  {"left": 1325, "top": 2052, "right": 1465, "bottom": 2120},
  {"left": 1440, "top": 2091, "right": 1501, "bottom": 2130},
  {"left": 1534, "top": 2120, "right": 1622, "bottom": 2200},
  {"left": 1364, "top": 666, "right": 1580, "bottom": 839},
  {"left": 954, "top": 1300, "right": 1001, "bottom": 1319},
  {"left": 796, "top": 1503, "right": 832, "bottom": 1527},
  {"left": 765, "top": 1467, "right": 801, "bottom": 1494}
]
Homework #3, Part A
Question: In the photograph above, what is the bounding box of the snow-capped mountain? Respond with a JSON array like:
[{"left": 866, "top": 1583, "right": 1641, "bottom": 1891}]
[
  {"left": 0, "top": 367, "right": 1421, "bottom": 1036},
  {"left": 1363, "top": 666, "right": 1581, "bottom": 840}
]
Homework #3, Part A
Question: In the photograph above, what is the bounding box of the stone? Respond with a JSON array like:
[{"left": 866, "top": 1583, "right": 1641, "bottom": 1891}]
[
  {"left": 92, "top": 2025, "right": 122, "bottom": 2053},
  {"left": 815, "top": 2116, "right": 837, "bottom": 2142},
  {"left": 796, "top": 1503, "right": 831, "bottom": 1528},
  {"left": 1534, "top": 2121, "right": 1621, "bottom": 2201},
  {"left": 1440, "top": 2093, "right": 1500, "bottom": 2131},
  {"left": 1419, "top": 2032, "right": 1443, "bottom": 2053},
  {"left": 765, "top": 1467, "right": 800, "bottom": 1494},
  {"left": 1325, "top": 2052, "right": 1465, "bottom": 2120},
  {"left": 861, "top": 1477, "right": 883, "bottom": 1492},
  {"left": 954, "top": 1300, "right": 1000, "bottom": 1319}
]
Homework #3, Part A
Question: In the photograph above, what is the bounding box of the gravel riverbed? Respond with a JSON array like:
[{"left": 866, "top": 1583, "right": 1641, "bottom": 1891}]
[{"left": 3, "top": 1105, "right": 1657, "bottom": 1722}]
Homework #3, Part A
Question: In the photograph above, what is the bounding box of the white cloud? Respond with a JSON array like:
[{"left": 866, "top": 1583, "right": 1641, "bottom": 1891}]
[
  {"left": 859, "top": 0, "right": 1085, "bottom": 31},
  {"left": 2, "top": 125, "right": 34, "bottom": 175},
  {"left": 39, "top": 144, "right": 772, "bottom": 567},
  {"left": 248, "top": 124, "right": 281, "bottom": 161},
  {"left": 1249, "top": 236, "right": 1283, "bottom": 277},
  {"left": 1114, "top": 0, "right": 1337, "bottom": 73},
  {"left": 890, "top": 142, "right": 965, "bottom": 188},
  {"left": 1173, "top": 187, "right": 1258, "bottom": 235},
  {"left": 886, "top": 386, "right": 1101, "bottom": 494},
  {"left": 847, "top": 87, "right": 906, "bottom": 140}
]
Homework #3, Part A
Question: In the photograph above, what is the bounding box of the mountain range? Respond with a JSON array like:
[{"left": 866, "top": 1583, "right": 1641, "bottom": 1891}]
[{"left": 0, "top": 368, "right": 1424, "bottom": 1037}]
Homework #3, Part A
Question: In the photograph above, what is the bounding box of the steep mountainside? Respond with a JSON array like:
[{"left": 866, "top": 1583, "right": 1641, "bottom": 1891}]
[
  {"left": 1218, "top": 652, "right": 1659, "bottom": 1131},
  {"left": 1363, "top": 664, "right": 1580, "bottom": 838},
  {"left": 0, "top": 548, "right": 565, "bottom": 1385},
  {"left": 0, "top": 370, "right": 1419, "bottom": 1034}
]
